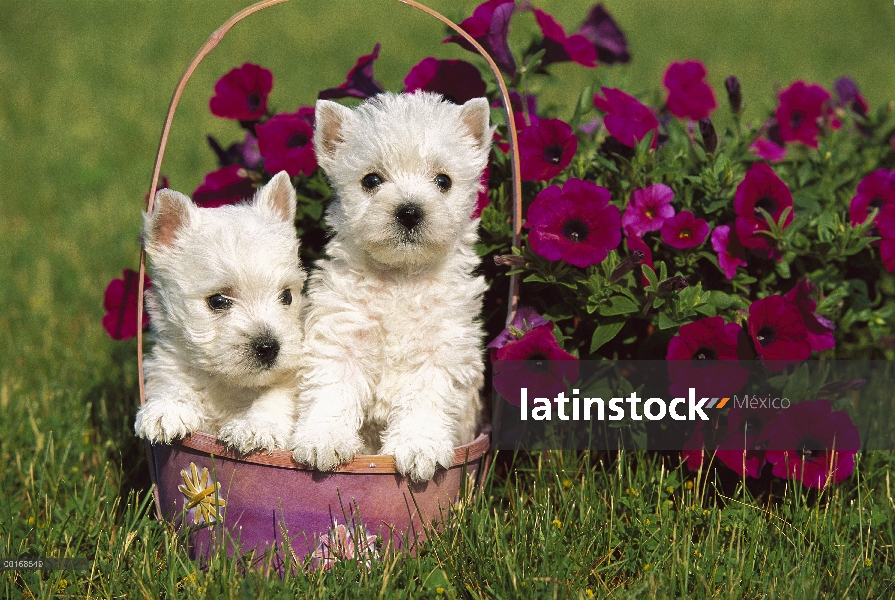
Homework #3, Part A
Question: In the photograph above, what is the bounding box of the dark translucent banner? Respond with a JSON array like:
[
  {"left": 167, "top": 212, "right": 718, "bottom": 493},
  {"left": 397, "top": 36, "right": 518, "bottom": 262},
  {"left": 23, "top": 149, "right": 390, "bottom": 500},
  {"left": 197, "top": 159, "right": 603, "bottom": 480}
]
[{"left": 491, "top": 360, "right": 895, "bottom": 452}]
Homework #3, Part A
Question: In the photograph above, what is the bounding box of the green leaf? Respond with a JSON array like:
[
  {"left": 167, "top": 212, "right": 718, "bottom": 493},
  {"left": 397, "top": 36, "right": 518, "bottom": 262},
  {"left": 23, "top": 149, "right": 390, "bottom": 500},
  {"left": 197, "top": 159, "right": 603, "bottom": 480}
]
[
  {"left": 598, "top": 296, "right": 640, "bottom": 316},
  {"left": 710, "top": 290, "right": 735, "bottom": 309},
  {"left": 590, "top": 319, "right": 625, "bottom": 353},
  {"left": 642, "top": 265, "right": 659, "bottom": 290}
]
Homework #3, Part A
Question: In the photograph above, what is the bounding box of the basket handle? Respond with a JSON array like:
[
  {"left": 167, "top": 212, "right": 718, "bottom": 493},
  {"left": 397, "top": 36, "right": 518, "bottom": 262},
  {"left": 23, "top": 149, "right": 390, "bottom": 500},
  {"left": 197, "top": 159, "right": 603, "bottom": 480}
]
[{"left": 136, "top": 0, "right": 523, "bottom": 406}]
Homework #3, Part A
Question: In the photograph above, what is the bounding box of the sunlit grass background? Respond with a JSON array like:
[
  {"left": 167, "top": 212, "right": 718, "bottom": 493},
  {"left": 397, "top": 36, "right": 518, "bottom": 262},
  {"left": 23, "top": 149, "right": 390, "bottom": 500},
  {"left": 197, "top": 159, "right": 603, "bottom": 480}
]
[{"left": 1, "top": 0, "right": 894, "bottom": 596}]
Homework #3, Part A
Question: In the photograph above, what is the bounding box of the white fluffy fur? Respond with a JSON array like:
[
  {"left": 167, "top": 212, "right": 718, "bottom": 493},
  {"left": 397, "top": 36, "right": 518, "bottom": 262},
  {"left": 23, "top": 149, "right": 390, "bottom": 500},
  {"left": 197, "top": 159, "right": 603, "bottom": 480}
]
[
  {"left": 292, "top": 92, "right": 493, "bottom": 481},
  {"left": 135, "top": 172, "right": 307, "bottom": 454}
]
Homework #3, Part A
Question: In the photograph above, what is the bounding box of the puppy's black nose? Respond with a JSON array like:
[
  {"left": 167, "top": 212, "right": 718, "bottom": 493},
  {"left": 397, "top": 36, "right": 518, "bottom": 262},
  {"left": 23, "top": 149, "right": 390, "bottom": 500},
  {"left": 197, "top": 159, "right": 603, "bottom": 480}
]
[
  {"left": 252, "top": 336, "right": 280, "bottom": 368},
  {"left": 395, "top": 204, "right": 424, "bottom": 230}
]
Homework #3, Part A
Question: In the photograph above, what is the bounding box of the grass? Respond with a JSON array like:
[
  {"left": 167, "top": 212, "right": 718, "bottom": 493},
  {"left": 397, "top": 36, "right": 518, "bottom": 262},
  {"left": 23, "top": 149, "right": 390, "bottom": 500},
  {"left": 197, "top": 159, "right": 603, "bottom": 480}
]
[{"left": 1, "top": 0, "right": 894, "bottom": 596}]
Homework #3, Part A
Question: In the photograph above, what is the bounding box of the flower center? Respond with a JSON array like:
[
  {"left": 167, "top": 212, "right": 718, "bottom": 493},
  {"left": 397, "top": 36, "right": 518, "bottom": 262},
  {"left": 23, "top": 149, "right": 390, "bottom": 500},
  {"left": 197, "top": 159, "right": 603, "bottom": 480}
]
[
  {"left": 798, "top": 437, "right": 825, "bottom": 460},
  {"left": 869, "top": 197, "right": 885, "bottom": 210},
  {"left": 543, "top": 144, "right": 563, "bottom": 165},
  {"left": 790, "top": 110, "right": 804, "bottom": 131},
  {"left": 562, "top": 218, "right": 589, "bottom": 242},
  {"left": 286, "top": 132, "right": 309, "bottom": 148},
  {"left": 755, "top": 325, "right": 775, "bottom": 347},
  {"left": 754, "top": 195, "right": 777, "bottom": 217},
  {"left": 679, "top": 229, "right": 691, "bottom": 239},
  {"left": 693, "top": 347, "right": 716, "bottom": 360},
  {"left": 644, "top": 208, "right": 655, "bottom": 219},
  {"left": 246, "top": 92, "right": 261, "bottom": 113}
]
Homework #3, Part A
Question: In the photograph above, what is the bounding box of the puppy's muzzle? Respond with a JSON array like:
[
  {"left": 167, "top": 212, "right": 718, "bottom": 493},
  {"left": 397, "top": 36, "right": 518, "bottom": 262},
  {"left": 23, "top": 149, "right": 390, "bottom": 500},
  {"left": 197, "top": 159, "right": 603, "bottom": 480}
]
[
  {"left": 251, "top": 334, "right": 280, "bottom": 369},
  {"left": 394, "top": 203, "right": 425, "bottom": 232}
]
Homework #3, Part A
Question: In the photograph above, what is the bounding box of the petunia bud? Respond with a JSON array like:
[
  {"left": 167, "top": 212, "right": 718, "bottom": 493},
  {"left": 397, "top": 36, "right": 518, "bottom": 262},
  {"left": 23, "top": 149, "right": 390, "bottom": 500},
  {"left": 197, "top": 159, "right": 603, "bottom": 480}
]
[
  {"left": 609, "top": 251, "right": 644, "bottom": 283},
  {"left": 657, "top": 275, "right": 688, "bottom": 297},
  {"left": 698, "top": 118, "right": 717, "bottom": 154},
  {"left": 725, "top": 76, "right": 741, "bottom": 114}
]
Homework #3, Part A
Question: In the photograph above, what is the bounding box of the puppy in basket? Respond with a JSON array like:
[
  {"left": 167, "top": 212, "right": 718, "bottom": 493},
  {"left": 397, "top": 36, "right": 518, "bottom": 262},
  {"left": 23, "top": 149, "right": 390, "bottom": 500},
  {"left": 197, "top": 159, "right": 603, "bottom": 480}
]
[
  {"left": 292, "top": 92, "right": 492, "bottom": 481},
  {"left": 135, "top": 172, "right": 306, "bottom": 454}
]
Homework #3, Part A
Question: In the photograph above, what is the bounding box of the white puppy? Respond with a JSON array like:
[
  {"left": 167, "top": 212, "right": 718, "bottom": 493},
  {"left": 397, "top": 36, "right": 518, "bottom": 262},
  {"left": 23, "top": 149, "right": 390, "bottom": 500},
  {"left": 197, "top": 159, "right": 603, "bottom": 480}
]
[
  {"left": 292, "top": 92, "right": 492, "bottom": 481},
  {"left": 135, "top": 172, "right": 306, "bottom": 454}
]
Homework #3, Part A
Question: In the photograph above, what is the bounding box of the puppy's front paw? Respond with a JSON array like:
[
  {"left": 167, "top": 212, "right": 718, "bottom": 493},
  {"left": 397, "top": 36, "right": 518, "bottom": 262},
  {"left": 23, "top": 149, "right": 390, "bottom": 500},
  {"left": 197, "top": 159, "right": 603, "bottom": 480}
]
[
  {"left": 135, "top": 400, "right": 202, "bottom": 444},
  {"left": 218, "top": 417, "right": 289, "bottom": 454},
  {"left": 386, "top": 437, "right": 456, "bottom": 483},
  {"left": 292, "top": 426, "right": 364, "bottom": 471}
]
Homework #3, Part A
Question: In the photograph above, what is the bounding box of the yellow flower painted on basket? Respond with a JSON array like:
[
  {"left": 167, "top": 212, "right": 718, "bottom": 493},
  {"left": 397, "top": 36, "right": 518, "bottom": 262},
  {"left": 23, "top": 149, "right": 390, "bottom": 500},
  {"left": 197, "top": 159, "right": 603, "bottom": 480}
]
[{"left": 178, "top": 462, "right": 226, "bottom": 525}]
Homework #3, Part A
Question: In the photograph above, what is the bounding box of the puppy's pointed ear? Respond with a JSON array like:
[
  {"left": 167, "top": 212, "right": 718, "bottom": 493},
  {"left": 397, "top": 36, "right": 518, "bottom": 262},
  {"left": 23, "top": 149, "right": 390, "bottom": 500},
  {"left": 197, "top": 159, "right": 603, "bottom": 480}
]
[
  {"left": 144, "top": 189, "right": 195, "bottom": 253},
  {"left": 459, "top": 97, "right": 493, "bottom": 152},
  {"left": 254, "top": 171, "right": 296, "bottom": 223},
  {"left": 314, "top": 99, "right": 353, "bottom": 170}
]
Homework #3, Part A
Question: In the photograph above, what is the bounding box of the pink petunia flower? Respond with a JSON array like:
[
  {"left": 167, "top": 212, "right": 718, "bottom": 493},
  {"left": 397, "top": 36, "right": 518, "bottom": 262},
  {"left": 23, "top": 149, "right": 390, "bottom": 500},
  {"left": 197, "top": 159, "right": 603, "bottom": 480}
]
[
  {"left": 518, "top": 118, "right": 578, "bottom": 181},
  {"left": 783, "top": 278, "right": 835, "bottom": 352},
  {"left": 849, "top": 169, "right": 895, "bottom": 226},
  {"left": 666, "top": 316, "right": 750, "bottom": 399},
  {"left": 103, "top": 269, "right": 151, "bottom": 340},
  {"left": 775, "top": 81, "right": 831, "bottom": 148},
  {"left": 749, "top": 136, "right": 788, "bottom": 162},
  {"left": 404, "top": 58, "right": 487, "bottom": 105},
  {"left": 834, "top": 76, "right": 869, "bottom": 116},
  {"left": 593, "top": 87, "right": 659, "bottom": 148},
  {"left": 471, "top": 164, "right": 491, "bottom": 220},
  {"left": 532, "top": 8, "right": 597, "bottom": 68},
  {"left": 493, "top": 322, "right": 579, "bottom": 405},
  {"left": 487, "top": 306, "right": 550, "bottom": 351},
  {"left": 711, "top": 224, "right": 748, "bottom": 280},
  {"left": 716, "top": 407, "right": 783, "bottom": 478},
  {"left": 877, "top": 204, "right": 895, "bottom": 272},
  {"left": 318, "top": 44, "right": 385, "bottom": 101},
  {"left": 525, "top": 178, "right": 621, "bottom": 268},
  {"left": 444, "top": 0, "right": 516, "bottom": 76},
  {"left": 762, "top": 400, "right": 861, "bottom": 488},
  {"left": 733, "top": 163, "right": 793, "bottom": 258},
  {"left": 209, "top": 63, "right": 273, "bottom": 121},
  {"left": 577, "top": 4, "right": 630, "bottom": 65},
  {"left": 192, "top": 165, "right": 256, "bottom": 208},
  {"left": 622, "top": 183, "right": 675, "bottom": 236},
  {"left": 255, "top": 111, "right": 318, "bottom": 177},
  {"left": 747, "top": 295, "right": 811, "bottom": 370},
  {"left": 660, "top": 210, "right": 709, "bottom": 249},
  {"left": 663, "top": 60, "right": 717, "bottom": 121}
]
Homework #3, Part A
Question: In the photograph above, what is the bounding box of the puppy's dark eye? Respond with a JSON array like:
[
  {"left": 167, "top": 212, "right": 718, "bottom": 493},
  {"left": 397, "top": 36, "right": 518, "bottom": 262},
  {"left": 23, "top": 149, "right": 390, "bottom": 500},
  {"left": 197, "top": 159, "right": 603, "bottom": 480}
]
[
  {"left": 279, "top": 289, "right": 292, "bottom": 306},
  {"left": 361, "top": 173, "right": 383, "bottom": 191},
  {"left": 207, "top": 294, "right": 232, "bottom": 311},
  {"left": 434, "top": 174, "right": 452, "bottom": 191}
]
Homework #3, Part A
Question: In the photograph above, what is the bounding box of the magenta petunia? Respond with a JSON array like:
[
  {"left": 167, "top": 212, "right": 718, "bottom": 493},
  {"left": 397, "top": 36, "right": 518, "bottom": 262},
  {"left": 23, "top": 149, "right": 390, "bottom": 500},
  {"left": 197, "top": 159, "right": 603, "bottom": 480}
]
[
  {"left": 747, "top": 295, "right": 811, "bottom": 370},
  {"left": 192, "top": 165, "right": 256, "bottom": 208},
  {"left": 404, "top": 58, "right": 487, "bottom": 105},
  {"left": 715, "top": 407, "right": 781, "bottom": 478},
  {"left": 444, "top": 0, "right": 516, "bottom": 76},
  {"left": 525, "top": 178, "right": 621, "bottom": 268},
  {"left": 877, "top": 204, "right": 895, "bottom": 272},
  {"left": 762, "top": 400, "right": 861, "bottom": 488},
  {"left": 733, "top": 163, "right": 793, "bottom": 257},
  {"left": 622, "top": 183, "right": 675, "bottom": 236},
  {"left": 255, "top": 111, "right": 318, "bottom": 177},
  {"left": 666, "top": 316, "right": 750, "bottom": 399},
  {"left": 662, "top": 60, "right": 717, "bottom": 121},
  {"left": 492, "top": 322, "right": 579, "bottom": 405},
  {"left": 518, "top": 118, "right": 578, "bottom": 181},
  {"left": 711, "top": 224, "right": 748, "bottom": 280},
  {"left": 318, "top": 44, "right": 385, "bottom": 101},
  {"left": 660, "top": 210, "right": 709, "bottom": 249},
  {"left": 834, "top": 76, "right": 869, "bottom": 116},
  {"left": 625, "top": 234, "right": 653, "bottom": 286},
  {"left": 471, "top": 164, "right": 491, "bottom": 220},
  {"left": 208, "top": 130, "right": 263, "bottom": 170},
  {"left": 749, "top": 136, "right": 787, "bottom": 162},
  {"left": 532, "top": 8, "right": 597, "bottom": 68},
  {"left": 209, "top": 63, "right": 273, "bottom": 121},
  {"left": 784, "top": 278, "right": 835, "bottom": 352},
  {"left": 593, "top": 87, "right": 659, "bottom": 148},
  {"left": 849, "top": 169, "right": 895, "bottom": 226},
  {"left": 577, "top": 4, "right": 630, "bottom": 65},
  {"left": 103, "top": 269, "right": 151, "bottom": 341},
  {"left": 775, "top": 81, "right": 831, "bottom": 148}
]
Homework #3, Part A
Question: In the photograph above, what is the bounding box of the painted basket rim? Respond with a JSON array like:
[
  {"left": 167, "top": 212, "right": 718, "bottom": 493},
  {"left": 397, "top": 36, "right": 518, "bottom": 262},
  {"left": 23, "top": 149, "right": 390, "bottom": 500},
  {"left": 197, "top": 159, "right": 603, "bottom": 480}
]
[{"left": 162, "top": 425, "right": 492, "bottom": 474}]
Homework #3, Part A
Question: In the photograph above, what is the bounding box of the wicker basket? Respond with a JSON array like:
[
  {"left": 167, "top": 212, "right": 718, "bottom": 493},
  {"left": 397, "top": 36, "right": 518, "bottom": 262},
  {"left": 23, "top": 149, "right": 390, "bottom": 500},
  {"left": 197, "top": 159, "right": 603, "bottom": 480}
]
[{"left": 136, "top": 0, "right": 522, "bottom": 568}]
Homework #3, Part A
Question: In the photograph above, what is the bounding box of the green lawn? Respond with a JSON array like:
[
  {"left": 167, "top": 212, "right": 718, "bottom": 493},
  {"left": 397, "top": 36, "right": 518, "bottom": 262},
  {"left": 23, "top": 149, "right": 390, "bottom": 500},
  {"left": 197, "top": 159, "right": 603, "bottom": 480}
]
[{"left": 2, "top": 0, "right": 895, "bottom": 597}]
